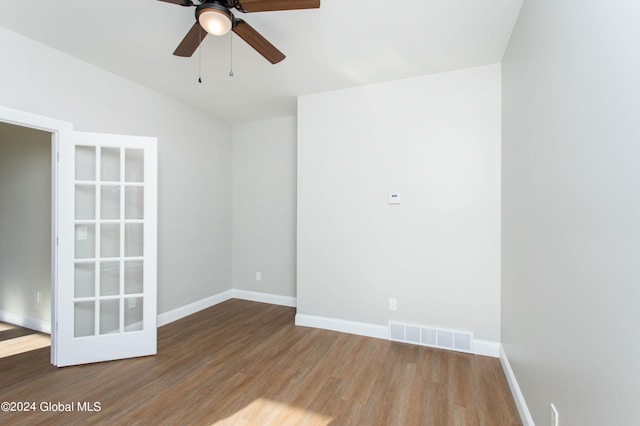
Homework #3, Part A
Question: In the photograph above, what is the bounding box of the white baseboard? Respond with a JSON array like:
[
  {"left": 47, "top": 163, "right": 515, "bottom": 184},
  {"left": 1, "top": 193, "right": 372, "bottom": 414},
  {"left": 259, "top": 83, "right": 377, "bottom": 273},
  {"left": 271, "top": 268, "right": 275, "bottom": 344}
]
[
  {"left": 1, "top": 289, "right": 296, "bottom": 336},
  {"left": 499, "top": 345, "right": 534, "bottom": 426},
  {"left": 157, "top": 294, "right": 498, "bottom": 356},
  {"left": 295, "top": 313, "right": 389, "bottom": 339},
  {"left": 157, "top": 290, "right": 234, "bottom": 327},
  {"left": 0, "top": 309, "right": 51, "bottom": 334},
  {"left": 295, "top": 313, "right": 500, "bottom": 358},
  {"left": 474, "top": 339, "right": 501, "bottom": 358},
  {"left": 232, "top": 289, "right": 297, "bottom": 308},
  {"left": 157, "top": 289, "right": 297, "bottom": 327}
]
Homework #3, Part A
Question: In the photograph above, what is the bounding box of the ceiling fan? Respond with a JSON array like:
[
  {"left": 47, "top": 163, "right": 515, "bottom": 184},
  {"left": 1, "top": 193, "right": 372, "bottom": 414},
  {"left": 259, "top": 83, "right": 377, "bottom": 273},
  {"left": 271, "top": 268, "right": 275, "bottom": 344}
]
[{"left": 159, "top": 0, "right": 320, "bottom": 64}]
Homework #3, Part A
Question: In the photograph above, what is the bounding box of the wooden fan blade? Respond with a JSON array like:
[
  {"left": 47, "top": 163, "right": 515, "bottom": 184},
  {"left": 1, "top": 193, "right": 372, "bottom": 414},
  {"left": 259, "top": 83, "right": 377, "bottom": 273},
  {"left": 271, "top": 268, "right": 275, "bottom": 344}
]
[
  {"left": 233, "top": 19, "right": 285, "bottom": 64},
  {"left": 237, "top": 0, "right": 320, "bottom": 13},
  {"left": 173, "top": 22, "right": 207, "bottom": 57},
  {"left": 157, "top": 0, "right": 193, "bottom": 6}
]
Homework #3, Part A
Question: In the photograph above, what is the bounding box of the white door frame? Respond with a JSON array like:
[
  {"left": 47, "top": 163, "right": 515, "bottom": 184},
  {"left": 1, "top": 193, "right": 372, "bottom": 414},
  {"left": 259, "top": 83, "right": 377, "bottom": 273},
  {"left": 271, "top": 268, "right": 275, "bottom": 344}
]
[{"left": 0, "top": 105, "right": 73, "bottom": 365}]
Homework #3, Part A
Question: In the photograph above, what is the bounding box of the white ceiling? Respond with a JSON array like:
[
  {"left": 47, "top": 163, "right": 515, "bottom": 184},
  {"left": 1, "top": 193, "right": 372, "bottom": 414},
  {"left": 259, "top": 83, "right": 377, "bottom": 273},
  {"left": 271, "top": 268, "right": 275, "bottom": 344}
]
[{"left": 0, "top": 0, "right": 523, "bottom": 122}]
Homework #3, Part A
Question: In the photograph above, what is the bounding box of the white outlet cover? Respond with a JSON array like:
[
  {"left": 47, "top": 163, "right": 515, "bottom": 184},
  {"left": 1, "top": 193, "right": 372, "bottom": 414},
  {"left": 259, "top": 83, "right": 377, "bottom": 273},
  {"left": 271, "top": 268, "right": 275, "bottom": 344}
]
[{"left": 388, "top": 298, "right": 398, "bottom": 311}]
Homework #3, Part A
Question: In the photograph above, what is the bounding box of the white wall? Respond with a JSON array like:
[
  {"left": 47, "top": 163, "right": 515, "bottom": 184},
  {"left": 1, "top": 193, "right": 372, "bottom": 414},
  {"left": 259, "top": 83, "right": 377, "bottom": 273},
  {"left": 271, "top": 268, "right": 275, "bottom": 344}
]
[
  {"left": 297, "top": 64, "right": 501, "bottom": 341},
  {"left": 232, "top": 116, "right": 297, "bottom": 297},
  {"left": 0, "top": 122, "right": 51, "bottom": 327},
  {"left": 0, "top": 26, "right": 232, "bottom": 315},
  {"left": 502, "top": 1, "right": 640, "bottom": 424}
]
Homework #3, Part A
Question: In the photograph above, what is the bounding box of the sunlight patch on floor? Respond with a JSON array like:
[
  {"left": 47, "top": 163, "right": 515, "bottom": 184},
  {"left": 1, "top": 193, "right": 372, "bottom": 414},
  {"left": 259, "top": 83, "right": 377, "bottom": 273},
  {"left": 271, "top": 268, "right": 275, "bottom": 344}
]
[
  {"left": 0, "top": 333, "right": 51, "bottom": 359},
  {"left": 0, "top": 323, "right": 16, "bottom": 332},
  {"left": 213, "top": 397, "right": 333, "bottom": 426}
]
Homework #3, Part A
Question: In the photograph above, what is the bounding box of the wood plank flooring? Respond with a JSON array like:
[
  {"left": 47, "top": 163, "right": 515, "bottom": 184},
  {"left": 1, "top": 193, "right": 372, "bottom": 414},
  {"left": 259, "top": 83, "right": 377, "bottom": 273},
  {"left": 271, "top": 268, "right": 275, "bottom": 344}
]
[
  {"left": 0, "top": 323, "right": 50, "bottom": 359},
  {"left": 0, "top": 299, "right": 521, "bottom": 425}
]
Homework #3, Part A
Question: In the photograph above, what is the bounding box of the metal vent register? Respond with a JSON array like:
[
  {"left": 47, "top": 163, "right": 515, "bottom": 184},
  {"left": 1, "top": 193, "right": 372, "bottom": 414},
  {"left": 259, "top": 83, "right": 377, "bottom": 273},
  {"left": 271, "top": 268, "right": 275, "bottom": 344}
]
[{"left": 389, "top": 321, "right": 473, "bottom": 353}]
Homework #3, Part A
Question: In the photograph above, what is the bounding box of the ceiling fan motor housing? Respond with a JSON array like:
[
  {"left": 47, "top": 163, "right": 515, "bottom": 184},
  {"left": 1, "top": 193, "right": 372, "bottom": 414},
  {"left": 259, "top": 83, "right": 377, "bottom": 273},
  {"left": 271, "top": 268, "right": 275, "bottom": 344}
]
[{"left": 196, "top": 1, "right": 235, "bottom": 35}]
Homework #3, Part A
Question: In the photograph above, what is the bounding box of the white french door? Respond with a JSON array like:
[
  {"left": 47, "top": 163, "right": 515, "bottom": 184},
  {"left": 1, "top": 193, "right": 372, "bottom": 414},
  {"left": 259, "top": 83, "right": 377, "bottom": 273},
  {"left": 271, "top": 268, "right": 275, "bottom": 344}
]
[{"left": 54, "top": 131, "right": 157, "bottom": 367}]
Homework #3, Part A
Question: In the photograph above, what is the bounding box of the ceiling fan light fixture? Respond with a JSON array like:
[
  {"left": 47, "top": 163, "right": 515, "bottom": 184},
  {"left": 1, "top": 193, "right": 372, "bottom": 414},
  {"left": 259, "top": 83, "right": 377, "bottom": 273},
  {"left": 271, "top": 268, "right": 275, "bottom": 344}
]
[{"left": 197, "top": 4, "right": 233, "bottom": 36}]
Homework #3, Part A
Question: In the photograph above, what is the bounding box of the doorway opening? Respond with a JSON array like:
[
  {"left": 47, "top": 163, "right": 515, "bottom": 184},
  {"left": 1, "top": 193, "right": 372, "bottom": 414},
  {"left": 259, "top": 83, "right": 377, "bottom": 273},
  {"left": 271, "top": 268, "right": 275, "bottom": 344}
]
[
  {"left": 1, "top": 106, "right": 158, "bottom": 367},
  {"left": 0, "top": 121, "right": 54, "bottom": 359}
]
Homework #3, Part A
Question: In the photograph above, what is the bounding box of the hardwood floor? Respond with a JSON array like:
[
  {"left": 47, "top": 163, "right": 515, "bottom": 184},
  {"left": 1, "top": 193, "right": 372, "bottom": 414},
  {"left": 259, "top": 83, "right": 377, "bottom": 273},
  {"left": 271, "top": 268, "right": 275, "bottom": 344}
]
[
  {"left": 0, "top": 300, "right": 521, "bottom": 425},
  {"left": 0, "top": 323, "right": 50, "bottom": 359}
]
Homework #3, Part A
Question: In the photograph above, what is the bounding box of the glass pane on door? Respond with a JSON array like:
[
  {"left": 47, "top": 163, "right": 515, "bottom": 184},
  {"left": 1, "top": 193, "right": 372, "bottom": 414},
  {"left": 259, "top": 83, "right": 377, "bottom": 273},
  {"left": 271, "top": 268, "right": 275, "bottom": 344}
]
[
  {"left": 125, "top": 186, "right": 144, "bottom": 220},
  {"left": 125, "top": 149, "right": 144, "bottom": 182},
  {"left": 75, "top": 224, "right": 95, "bottom": 259},
  {"left": 100, "top": 299, "right": 120, "bottom": 335},
  {"left": 125, "top": 224, "right": 144, "bottom": 257},
  {"left": 74, "top": 263, "right": 95, "bottom": 298},
  {"left": 100, "top": 261, "right": 120, "bottom": 296},
  {"left": 101, "top": 147, "right": 120, "bottom": 182},
  {"left": 74, "top": 301, "right": 95, "bottom": 338},
  {"left": 72, "top": 145, "right": 147, "bottom": 341},
  {"left": 124, "top": 260, "right": 143, "bottom": 294},
  {"left": 124, "top": 297, "right": 143, "bottom": 331},
  {"left": 101, "top": 186, "right": 120, "bottom": 219},
  {"left": 75, "top": 185, "right": 95, "bottom": 220},
  {"left": 100, "top": 224, "right": 120, "bottom": 258},
  {"left": 58, "top": 130, "right": 157, "bottom": 366},
  {"left": 75, "top": 146, "right": 96, "bottom": 181}
]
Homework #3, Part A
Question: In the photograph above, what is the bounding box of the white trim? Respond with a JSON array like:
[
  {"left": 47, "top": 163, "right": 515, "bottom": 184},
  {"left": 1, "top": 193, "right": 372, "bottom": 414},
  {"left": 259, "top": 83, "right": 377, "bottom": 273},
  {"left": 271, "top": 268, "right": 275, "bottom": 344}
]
[
  {"left": 156, "top": 289, "right": 297, "bottom": 327},
  {"left": 295, "top": 313, "right": 500, "bottom": 357},
  {"left": 0, "top": 309, "right": 51, "bottom": 334},
  {"left": 0, "top": 105, "right": 75, "bottom": 366},
  {"left": 295, "top": 314, "right": 389, "bottom": 340},
  {"left": 50, "top": 128, "right": 59, "bottom": 366},
  {"left": 232, "top": 290, "right": 297, "bottom": 307},
  {"left": 500, "top": 345, "right": 534, "bottom": 426},
  {"left": 0, "top": 106, "right": 74, "bottom": 134},
  {"left": 157, "top": 290, "right": 234, "bottom": 327},
  {"left": 473, "top": 339, "right": 501, "bottom": 358}
]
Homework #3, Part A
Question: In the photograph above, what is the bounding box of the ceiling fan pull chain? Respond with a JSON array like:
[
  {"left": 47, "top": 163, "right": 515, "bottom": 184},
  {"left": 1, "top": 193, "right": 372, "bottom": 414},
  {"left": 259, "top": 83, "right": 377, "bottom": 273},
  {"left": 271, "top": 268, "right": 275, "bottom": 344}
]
[
  {"left": 198, "top": 25, "right": 203, "bottom": 83},
  {"left": 229, "top": 32, "right": 234, "bottom": 77}
]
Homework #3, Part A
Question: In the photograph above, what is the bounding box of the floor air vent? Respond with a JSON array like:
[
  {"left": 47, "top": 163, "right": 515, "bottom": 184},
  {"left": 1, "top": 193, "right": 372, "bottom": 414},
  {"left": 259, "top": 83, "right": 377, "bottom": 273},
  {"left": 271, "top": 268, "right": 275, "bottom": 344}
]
[{"left": 388, "top": 321, "right": 473, "bottom": 353}]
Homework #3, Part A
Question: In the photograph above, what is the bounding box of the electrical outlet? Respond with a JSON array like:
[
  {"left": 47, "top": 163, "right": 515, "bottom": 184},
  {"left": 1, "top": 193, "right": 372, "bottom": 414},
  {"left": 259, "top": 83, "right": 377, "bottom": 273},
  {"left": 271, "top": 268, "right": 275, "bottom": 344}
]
[
  {"left": 388, "top": 298, "right": 398, "bottom": 311},
  {"left": 550, "top": 403, "right": 559, "bottom": 426},
  {"left": 77, "top": 225, "right": 88, "bottom": 241},
  {"left": 256, "top": 272, "right": 262, "bottom": 282},
  {"left": 35, "top": 291, "right": 41, "bottom": 305}
]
